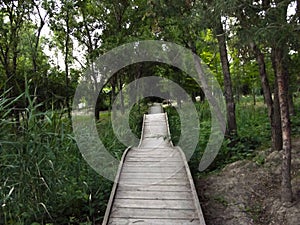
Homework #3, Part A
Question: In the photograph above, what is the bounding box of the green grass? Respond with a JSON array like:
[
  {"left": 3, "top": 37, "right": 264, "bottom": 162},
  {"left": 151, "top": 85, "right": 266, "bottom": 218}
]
[
  {"left": 0, "top": 92, "right": 150, "bottom": 224},
  {"left": 165, "top": 95, "right": 300, "bottom": 176},
  {"left": 0, "top": 94, "right": 112, "bottom": 224}
]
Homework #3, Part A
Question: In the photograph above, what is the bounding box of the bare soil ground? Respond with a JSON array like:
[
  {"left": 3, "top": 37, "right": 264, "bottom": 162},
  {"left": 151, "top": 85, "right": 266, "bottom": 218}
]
[{"left": 196, "top": 137, "right": 300, "bottom": 225}]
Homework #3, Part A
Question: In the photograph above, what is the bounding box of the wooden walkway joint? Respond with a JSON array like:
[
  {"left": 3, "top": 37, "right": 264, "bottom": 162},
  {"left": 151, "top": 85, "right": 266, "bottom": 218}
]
[{"left": 103, "top": 104, "right": 206, "bottom": 224}]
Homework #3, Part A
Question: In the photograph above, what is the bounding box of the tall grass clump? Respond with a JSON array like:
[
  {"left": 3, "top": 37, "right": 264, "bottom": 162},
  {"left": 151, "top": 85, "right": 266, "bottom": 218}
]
[{"left": 0, "top": 89, "right": 114, "bottom": 224}]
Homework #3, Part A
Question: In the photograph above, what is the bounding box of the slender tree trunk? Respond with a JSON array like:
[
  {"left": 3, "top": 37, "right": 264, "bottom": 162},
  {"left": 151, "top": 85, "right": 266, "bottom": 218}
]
[
  {"left": 65, "top": 11, "right": 71, "bottom": 119},
  {"left": 119, "top": 75, "right": 125, "bottom": 114},
  {"left": 273, "top": 83, "right": 283, "bottom": 150},
  {"left": 271, "top": 49, "right": 284, "bottom": 150},
  {"left": 216, "top": 20, "right": 237, "bottom": 136},
  {"left": 95, "top": 96, "right": 101, "bottom": 121},
  {"left": 252, "top": 43, "right": 282, "bottom": 150},
  {"left": 274, "top": 47, "right": 293, "bottom": 203},
  {"left": 288, "top": 93, "right": 295, "bottom": 115},
  {"left": 109, "top": 76, "right": 117, "bottom": 119},
  {"left": 252, "top": 88, "right": 256, "bottom": 106},
  {"left": 282, "top": 54, "right": 295, "bottom": 116},
  {"left": 286, "top": 65, "right": 295, "bottom": 115}
]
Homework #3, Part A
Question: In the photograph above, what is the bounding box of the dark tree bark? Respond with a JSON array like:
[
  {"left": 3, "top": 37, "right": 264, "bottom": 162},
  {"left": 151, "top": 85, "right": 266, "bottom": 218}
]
[
  {"left": 288, "top": 92, "right": 295, "bottom": 115},
  {"left": 274, "top": 47, "right": 293, "bottom": 203},
  {"left": 215, "top": 20, "right": 237, "bottom": 136},
  {"left": 252, "top": 43, "right": 282, "bottom": 150},
  {"left": 273, "top": 82, "right": 283, "bottom": 150},
  {"left": 95, "top": 97, "right": 101, "bottom": 121}
]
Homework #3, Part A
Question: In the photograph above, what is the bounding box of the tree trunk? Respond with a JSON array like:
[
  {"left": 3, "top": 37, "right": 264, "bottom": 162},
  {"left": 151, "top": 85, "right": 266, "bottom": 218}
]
[
  {"left": 271, "top": 48, "right": 284, "bottom": 151},
  {"left": 109, "top": 76, "right": 117, "bottom": 119},
  {"left": 252, "top": 88, "right": 256, "bottom": 106},
  {"left": 65, "top": 10, "right": 71, "bottom": 119},
  {"left": 288, "top": 92, "right": 295, "bottom": 115},
  {"left": 282, "top": 55, "right": 295, "bottom": 116},
  {"left": 252, "top": 43, "right": 282, "bottom": 150},
  {"left": 274, "top": 47, "right": 293, "bottom": 203},
  {"left": 286, "top": 65, "right": 295, "bottom": 116},
  {"left": 95, "top": 96, "right": 101, "bottom": 121},
  {"left": 216, "top": 20, "right": 237, "bottom": 136},
  {"left": 119, "top": 75, "right": 125, "bottom": 114},
  {"left": 273, "top": 84, "right": 283, "bottom": 150}
]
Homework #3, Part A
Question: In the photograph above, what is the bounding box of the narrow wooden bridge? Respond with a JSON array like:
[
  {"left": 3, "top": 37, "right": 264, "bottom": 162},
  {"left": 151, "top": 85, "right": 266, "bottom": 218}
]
[{"left": 102, "top": 104, "right": 206, "bottom": 224}]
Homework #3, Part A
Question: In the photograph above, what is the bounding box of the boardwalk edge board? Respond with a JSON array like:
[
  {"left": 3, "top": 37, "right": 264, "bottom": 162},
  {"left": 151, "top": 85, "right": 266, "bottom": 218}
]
[
  {"left": 176, "top": 146, "right": 206, "bottom": 225},
  {"left": 102, "top": 146, "right": 132, "bottom": 225},
  {"left": 137, "top": 114, "right": 146, "bottom": 148}
]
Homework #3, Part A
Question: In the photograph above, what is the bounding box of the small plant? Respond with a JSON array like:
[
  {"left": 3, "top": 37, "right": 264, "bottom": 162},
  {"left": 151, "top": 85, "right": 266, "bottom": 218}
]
[{"left": 213, "top": 195, "right": 229, "bottom": 206}]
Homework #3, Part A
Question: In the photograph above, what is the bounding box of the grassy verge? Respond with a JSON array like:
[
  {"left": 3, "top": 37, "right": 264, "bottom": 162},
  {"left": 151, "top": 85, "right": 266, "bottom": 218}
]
[
  {"left": 0, "top": 94, "right": 149, "bottom": 224},
  {"left": 165, "top": 95, "right": 300, "bottom": 176}
]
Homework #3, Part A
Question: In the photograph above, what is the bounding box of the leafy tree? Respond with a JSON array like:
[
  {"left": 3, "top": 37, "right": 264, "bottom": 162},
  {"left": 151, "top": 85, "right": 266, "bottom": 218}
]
[
  {"left": 0, "top": 0, "right": 33, "bottom": 123},
  {"left": 46, "top": 0, "right": 79, "bottom": 118}
]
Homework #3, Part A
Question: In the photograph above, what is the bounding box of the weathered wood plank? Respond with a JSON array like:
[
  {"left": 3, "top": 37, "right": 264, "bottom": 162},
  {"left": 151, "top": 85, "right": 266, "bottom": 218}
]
[
  {"left": 121, "top": 166, "right": 185, "bottom": 173},
  {"left": 118, "top": 184, "right": 191, "bottom": 192},
  {"left": 128, "top": 149, "right": 176, "bottom": 154},
  {"left": 110, "top": 208, "right": 198, "bottom": 219},
  {"left": 115, "top": 190, "right": 193, "bottom": 200},
  {"left": 121, "top": 172, "right": 185, "bottom": 179},
  {"left": 108, "top": 218, "right": 201, "bottom": 225},
  {"left": 126, "top": 152, "right": 180, "bottom": 157},
  {"left": 122, "top": 161, "right": 184, "bottom": 167},
  {"left": 113, "top": 198, "right": 195, "bottom": 209},
  {"left": 119, "top": 177, "right": 188, "bottom": 186},
  {"left": 125, "top": 158, "right": 182, "bottom": 162}
]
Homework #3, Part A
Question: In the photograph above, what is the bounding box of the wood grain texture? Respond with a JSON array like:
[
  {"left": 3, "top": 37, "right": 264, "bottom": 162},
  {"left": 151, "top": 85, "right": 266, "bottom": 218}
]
[{"left": 103, "top": 106, "right": 206, "bottom": 225}]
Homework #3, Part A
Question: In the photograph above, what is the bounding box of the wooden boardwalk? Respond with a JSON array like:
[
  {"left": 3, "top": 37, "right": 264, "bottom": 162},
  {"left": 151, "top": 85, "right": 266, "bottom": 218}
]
[{"left": 102, "top": 105, "right": 206, "bottom": 224}]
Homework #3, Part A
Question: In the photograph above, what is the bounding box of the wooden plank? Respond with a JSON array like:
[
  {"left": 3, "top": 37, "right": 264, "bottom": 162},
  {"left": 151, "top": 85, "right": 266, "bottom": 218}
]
[
  {"left": 110, "top": 208, "right": 198, "bottom": 219},
  {"left": 121, "top": 166, "right": 185, "bottom": 173},
  {"left": 118, "top": 184, "right": 191, "bottom": 192},
  {"left": 125, "top": 158, "right": 182, "bottom": 162},
  {"left": 119, "top": 179, "right": 189, "bottom": 186},
  {"left": 108, "top": 218, "right": 201, "bottom": 225},
  {"left": 143, "top": 128, "right": 167, "bottom": 134},
  {"left": 121, "top": 172, "right": 185, "bottom": 179},
  {"left": 139, "top": 142, "right": 171, "bottom": 148},
  {"left": 132, "top": 147, "right": 173, "bottom": 150},
  {"left": 129, "top": 149, "right": 176, "bottom": 154},
  {"left": 122, "top": 161, "right": 184, "bottom": 167},
  {"left": 113, "top": 199, "right": 195, "bottom": 209},
  {"left": 125, "top": 155, "right": 181, "bottom": 159},
  {"left": 127, "top": 152, "right": 179, "bottom": 156},
  {"left": 119, "top": 176, "right": 188, "bottom": 185},
  {"left": 115, "top": 190, "right": 193, "bottom": 200},
  {"left": 126, "top": 151, "right": 180, "bottom": 156},
  {"left": 144, "top": 121, "right": 166, "bottom": 124}
]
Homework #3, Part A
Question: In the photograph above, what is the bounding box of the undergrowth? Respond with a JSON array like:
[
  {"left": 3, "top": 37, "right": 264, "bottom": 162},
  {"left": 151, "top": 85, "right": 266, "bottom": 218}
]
[{"left": 166, "top": 95, "right": 300, "bottom": 176}]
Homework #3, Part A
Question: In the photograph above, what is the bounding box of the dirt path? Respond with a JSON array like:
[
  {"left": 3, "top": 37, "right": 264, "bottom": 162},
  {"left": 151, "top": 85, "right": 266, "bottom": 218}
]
[{"left": 196, "top": 137, "right": 300, "bottom": 225}]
